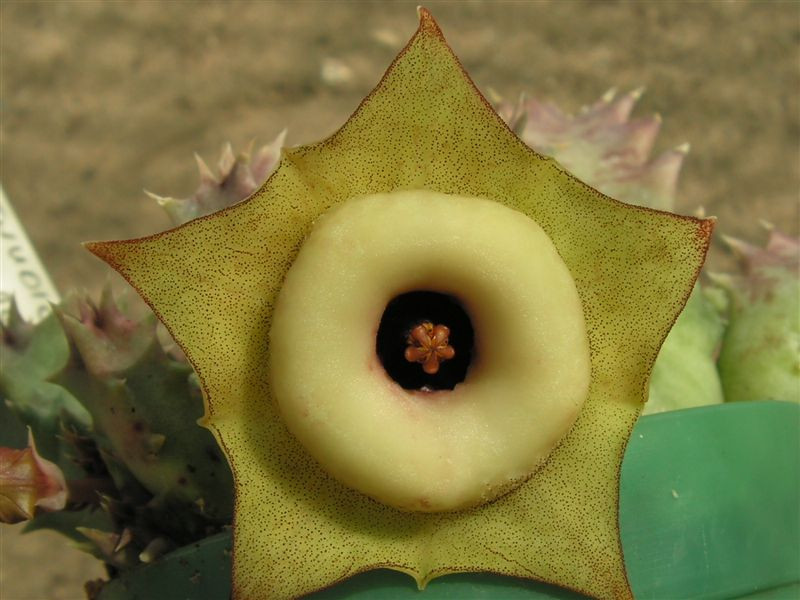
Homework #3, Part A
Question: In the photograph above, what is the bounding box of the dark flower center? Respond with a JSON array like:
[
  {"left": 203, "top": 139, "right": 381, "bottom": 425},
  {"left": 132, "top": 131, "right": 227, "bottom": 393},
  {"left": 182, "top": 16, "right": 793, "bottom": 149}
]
[{"left": 376, "top": 291, "right": 473, "bottom": 391}]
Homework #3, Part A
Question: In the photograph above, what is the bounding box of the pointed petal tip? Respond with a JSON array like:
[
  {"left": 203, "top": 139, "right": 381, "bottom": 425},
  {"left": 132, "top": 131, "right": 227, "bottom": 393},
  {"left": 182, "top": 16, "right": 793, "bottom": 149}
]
[
  {"left": 689, "top": 214, "right": 716, "bottom": 249},
  {"left": 83, "top": 239, "right": 124, "bottom": 267},
  {"left": 630, "top": 86, "right": 646, "bottom": 100},
  {"left": 675, "top": 142, "right": 691, "bottom": 155},
  {"left": 416, "top": 6, "right": 442, "bottom": 34},
  {"left": 82, "top": 240, "right": 102, "bottom": 256},
  {"left": 83, "top": 239, "right": 113, "bottom": 256}
]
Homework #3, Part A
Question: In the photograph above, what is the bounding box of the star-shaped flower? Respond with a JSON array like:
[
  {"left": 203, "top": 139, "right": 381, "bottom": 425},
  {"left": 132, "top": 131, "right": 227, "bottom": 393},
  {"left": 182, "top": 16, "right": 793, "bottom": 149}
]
[
  {"left": 404, "top": 322, "right": 455, "bottom": 375},
  {"left": 88, "top": 9, "right": 712, "bottom": 600}
]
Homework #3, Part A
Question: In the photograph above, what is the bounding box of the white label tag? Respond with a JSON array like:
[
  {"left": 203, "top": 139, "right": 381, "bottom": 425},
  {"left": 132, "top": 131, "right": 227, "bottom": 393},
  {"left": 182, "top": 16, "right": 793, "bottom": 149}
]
[{"left": 0, "top": 185, "right": 60, "bottom": 324}]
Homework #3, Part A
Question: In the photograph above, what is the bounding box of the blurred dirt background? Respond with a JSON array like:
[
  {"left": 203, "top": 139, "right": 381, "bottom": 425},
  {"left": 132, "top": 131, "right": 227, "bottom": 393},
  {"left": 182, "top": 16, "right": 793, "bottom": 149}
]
[{"left": 1, "top": 1, "right": 798, "bottom": 598}]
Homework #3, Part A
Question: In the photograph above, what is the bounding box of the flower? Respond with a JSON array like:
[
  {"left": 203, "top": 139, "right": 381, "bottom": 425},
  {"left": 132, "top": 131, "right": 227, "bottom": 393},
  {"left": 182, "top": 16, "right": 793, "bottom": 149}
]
[
  {"left": 0, "top": 430, "right": 67, "bottom": 524},
  {"left": 404, "top": 322, "right": 455, "bottom": 375},
  {"left": 87, "top": 9, "right": 712, "bottom": 600}
]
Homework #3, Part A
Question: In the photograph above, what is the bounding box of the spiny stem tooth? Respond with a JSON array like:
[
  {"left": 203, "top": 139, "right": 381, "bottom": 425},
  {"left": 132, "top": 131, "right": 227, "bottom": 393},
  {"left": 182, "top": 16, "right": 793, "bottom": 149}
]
[{"left": 194, "top": 153, "right": 217, "bottom": 184}]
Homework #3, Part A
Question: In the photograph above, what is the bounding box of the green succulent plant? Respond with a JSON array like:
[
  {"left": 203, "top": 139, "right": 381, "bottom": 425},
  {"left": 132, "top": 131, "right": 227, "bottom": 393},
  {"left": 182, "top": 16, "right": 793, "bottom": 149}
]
[
  {"left": 146, "top": 132, "right": 285, "bottom": 227},
  {"left": 1, "top": 286, "right": 233, "bottom": 568},
  {"left": 494, "top": 87, "right": 687, "bottom": 213},
  {"left": 713, "top": 227, "right": 800, "bottom": 404}
]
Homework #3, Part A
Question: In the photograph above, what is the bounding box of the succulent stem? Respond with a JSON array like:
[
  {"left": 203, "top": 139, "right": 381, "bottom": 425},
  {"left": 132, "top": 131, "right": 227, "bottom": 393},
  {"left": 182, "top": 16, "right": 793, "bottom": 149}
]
[{"left": 66, "top": 477, "right": 116, "bottom": 507}]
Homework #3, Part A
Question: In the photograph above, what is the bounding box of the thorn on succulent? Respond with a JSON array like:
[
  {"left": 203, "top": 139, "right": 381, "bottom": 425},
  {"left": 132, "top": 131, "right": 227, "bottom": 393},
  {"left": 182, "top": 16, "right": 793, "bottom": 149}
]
[
  {"left": 98, "top": 493, "right": 113, "bottom": 513},
  {"left": 139, "top": 537, "right": 172, "bottom": 563},
  {"left": 144, "top": 434, "right": 166, "bottom": 456},
  {"left": 194, "top": 153, "right": 217, "bottom": 185},
  {"left": 218, "top": 142, "right": 236, "bottom": 176},
  {"left": 143, "top": 189, "right": 166, "bottom": 203},
  {"left": 55, "top": 286, "right": 158, "bottom": 378},
  {"left": 1, "top": 297, "right": 34, "bottom": 349},
  {"left": 675, "top": 142, "right": 691, "bottom": 155},
  {"left": 76, "top": 526, "right": 138, "bottom": 568},
  {"left": 713, "top": 228, "right": 799, "bottom": 403},
  {"left": 759, "top": 219, "right": 775, "bottom": 233},
  {"left": 707, "top": 271, "right": 733, "bottom": 287},
  {"left": 152, "top": 132, "right": 286, "bottom": 226},
  {"left": 242, "top": 138, "right": 256, "bottom": 160},
  {"left": 112, "top": 527, "right": 134, "bottom": 553},
  {"left": 601, "top": 87, "right": 617, "bottom": 103},
  {"left": 492, "top": 87, "right": 686, "bottom": 212}
]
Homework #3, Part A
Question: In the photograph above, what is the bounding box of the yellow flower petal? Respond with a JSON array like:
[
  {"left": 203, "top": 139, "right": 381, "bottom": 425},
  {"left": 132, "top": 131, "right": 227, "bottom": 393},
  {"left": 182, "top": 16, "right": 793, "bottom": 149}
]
[{"left": 87, "top": 8, "right": 712, "bottom": 600}]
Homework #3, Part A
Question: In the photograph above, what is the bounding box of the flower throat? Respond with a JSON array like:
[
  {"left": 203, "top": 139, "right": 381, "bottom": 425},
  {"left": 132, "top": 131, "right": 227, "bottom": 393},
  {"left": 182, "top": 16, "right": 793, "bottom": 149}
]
[{"left": 376, "top": 291, "right": 474, "bottom": 391}]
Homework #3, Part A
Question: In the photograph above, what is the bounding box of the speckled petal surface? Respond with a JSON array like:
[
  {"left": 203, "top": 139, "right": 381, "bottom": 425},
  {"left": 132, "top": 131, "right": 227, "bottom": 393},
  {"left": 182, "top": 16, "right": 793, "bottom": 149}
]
[{"left": 87, "top": 9, "right": 712, "bottom": 600}]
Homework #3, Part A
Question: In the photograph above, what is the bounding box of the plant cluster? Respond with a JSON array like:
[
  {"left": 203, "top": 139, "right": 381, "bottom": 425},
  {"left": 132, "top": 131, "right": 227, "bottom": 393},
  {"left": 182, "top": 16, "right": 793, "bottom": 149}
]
[{"left": 1, "top": 13, "right": 796, "bottom": 598}]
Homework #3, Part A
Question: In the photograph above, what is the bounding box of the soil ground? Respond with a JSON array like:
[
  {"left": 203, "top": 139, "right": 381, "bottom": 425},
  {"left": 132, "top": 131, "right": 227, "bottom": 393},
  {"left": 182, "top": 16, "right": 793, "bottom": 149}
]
[{"left": 1, "top": 1, "right": 798, "bottom": 599}]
